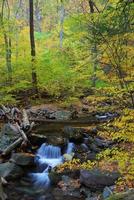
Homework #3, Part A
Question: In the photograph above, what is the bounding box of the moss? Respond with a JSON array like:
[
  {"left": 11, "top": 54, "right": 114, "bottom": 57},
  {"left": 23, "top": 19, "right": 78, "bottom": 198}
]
[{"left": 107, "top": 190, "right": 134, "bottom": 200}]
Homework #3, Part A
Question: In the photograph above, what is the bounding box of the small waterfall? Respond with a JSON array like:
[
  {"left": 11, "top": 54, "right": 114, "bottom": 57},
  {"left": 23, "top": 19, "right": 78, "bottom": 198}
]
[
  {"left": 66, "top": 142, "right": 75, "bottom": 154},
  {"left": 30, "top": 142, "right": 75, "bottom": 188},
  {"left": 30, "top": 143, "right": 63, "bottom": 188}
]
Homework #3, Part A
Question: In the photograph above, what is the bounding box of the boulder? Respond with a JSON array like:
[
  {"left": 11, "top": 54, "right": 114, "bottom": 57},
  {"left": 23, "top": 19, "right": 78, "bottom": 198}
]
[
  {"left": 88, "top": 136, "right": 95, "bottom": 144},
  {"left": 0, "top": 161, "right": 23, "bottom": 180},
  {"left": 53, "top": 187, "right": 83, "bottom": 200},
  {"left": 10, "top": 153, "right": 35, "bottom": 166},
  {"left": 80, "top": 169, "right": 120, "bottom": 191},
  {"left": 49, "top": 171, "right": 62, "bottom": 185},
  {"left": 55, "top": 111, "right": 72, "bottom": 120},
  {"left": 63, "top": 126, "right": 83, "bottom": 143},
  {"left": 87, "top": 152, "right": 96, "bottom": 161},
  {"left": 29, "top": 134, "right": 47, "bottom": 146},
  {"left": 47, "top": 136, "right": 67, "bottom": 147},
  {"left": 0, "top": 123, "right": 19, "bottom": 152},
  {"left": 103, "top": 186, "right": 114, "bottom": 199},
  {"left": 80, "top": 186, "right": 91, "bottom": 197},
  {"left": 56, "top": 176, "right": 81, "bottom": 199},
  {"left": 80, "top": 144, "right": 89, "bottom": 152},
  {"left": 89, "top": 143, "right": 100, "bottom": 153},
  {"left": 94, "top": 138, "right": 109, "bottom": 148}
]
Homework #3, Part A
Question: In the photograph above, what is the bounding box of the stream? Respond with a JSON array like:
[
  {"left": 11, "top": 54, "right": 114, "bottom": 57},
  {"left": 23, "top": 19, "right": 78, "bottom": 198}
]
[
  {"left": 1, "top": 116, "right": 117, "bottom": 200},
  {"left": 3, "top": 121, "right": 91, "bottom": 200}
]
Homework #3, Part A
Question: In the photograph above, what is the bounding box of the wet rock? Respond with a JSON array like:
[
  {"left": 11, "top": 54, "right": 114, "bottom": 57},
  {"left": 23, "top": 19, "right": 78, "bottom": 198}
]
[
  {"left": 80, "top": 187, "right": 91, "bottom": 197},
  {"left": 38, "top": 194, "right": 54, "bottom": 200},
  {"left": 63, "top": 126, "right": 83, "bottom": 143},
  {"left": 89, "top": 143, "right": 100, "bottom": 153},
  {"left": 29, "top": 134, "right": 47, "bottom": 146},
  {"left": 83, "top": 137, "right": 89, "bottom": 145},
  {"left": 87, "top": 152, "right": 96, "bottom": 161},
  {"left": 0, "top": 161, "right": 23, "bottom": 180},
  {"left": 75, "top": 153, "right": 87, "bottom": 162},
  {"left": 88, "top": 136, "right": 95, "bottom": 144},
  {"left": 29, "top": 108, "right": 74, "bottom": 121},
  {"left": 80, "top": 169, "right": 120, "bottom": 191},
  {"left": 48, "top": 136, "right": 67, "bottom": 146},
  {"left": 49, "top": 171, "right": 62, "bottom": 185},
  {"left": 94, "top": 138, "right": 109, "bottom": 148},
  {"left": 10, "top": 153, "right": 35, "bottom": 166},
  {"left": 57, "top": 177, "right": 82, "bottom": 199},
  {"left": 55, "top": 111, "right": 72, "bottom": 120},
  {"left": 103, "top": 186, "right": 114, "bottom": 199},
  {"left": 85, "top": 197, "right": 98, "bottom": 200},
  {"left": 53, "top": 187, "right": 83, "bottom": 200},
  {"left": 107, "top": 189, "right": 134, "bottom": 200},
  {"left": 80, "top": 144, "right": 89, "bottom": 152},
  {"left": 0, "top": 123, "right": 19, "bottom": 151}
]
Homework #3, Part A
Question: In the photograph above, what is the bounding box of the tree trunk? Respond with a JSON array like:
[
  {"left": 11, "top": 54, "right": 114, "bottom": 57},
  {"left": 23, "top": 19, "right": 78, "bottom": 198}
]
[
  {"left": 4, "top": 34, "right": 12, "bottom": 83},
  {"left": 88, "top": 0, "right": 98, "bottom": 87},
  {"left": 29, "top": 0, "right": 38, "bottom": 93}
]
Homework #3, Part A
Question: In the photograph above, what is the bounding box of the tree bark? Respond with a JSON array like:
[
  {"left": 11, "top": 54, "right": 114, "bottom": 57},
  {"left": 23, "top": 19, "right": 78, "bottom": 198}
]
[
  {"left": 88, "top": 0, "right": 98, "bottom": 87},
  {"left": 29, "top": 0, "right": 38, "bottom": 93},
  {"left": 2, "top": 137, "right": 23, "bottom": 156}
]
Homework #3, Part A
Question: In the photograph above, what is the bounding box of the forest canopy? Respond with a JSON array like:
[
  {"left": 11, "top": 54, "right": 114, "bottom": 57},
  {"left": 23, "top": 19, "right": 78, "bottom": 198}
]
[{"left": 0, "top": 0, "right": 133, "bottom": 105}]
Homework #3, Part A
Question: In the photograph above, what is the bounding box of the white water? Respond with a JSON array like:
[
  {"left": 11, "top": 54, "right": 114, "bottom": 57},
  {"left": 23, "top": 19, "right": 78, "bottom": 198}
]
[
  {"left": 30, "top": 142, "right": 74, "bottom": 188},
  {"left": 66, "top": 142, "right": 74, "bottom": 154}
]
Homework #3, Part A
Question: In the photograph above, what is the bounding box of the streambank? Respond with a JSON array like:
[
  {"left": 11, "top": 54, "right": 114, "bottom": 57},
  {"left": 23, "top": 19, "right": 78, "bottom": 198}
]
[{"left": 0, "top": 117, "right": 120, "bottom": 200}]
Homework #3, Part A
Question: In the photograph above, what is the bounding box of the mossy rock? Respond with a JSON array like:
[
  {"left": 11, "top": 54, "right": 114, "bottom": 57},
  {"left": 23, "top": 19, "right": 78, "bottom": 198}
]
[{"left": 107, "top": 190, "right": 134, "bottom": 200}]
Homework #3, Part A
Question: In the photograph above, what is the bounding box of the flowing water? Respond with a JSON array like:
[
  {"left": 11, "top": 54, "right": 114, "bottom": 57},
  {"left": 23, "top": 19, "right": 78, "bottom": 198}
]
[{"left": 30, "top": 142, "right": 75, "bottom": 188}]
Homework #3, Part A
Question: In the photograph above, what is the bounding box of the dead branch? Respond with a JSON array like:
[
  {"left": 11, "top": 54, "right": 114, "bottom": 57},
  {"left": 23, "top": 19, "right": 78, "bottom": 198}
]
[{"left": 2, "top": 137, "right": 23, "bottom": 156}]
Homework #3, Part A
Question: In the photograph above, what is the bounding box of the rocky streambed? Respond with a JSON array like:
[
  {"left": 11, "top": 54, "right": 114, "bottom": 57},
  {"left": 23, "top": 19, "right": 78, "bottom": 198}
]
[{"left": 0, "top": 108, "right": 133, "bottom": 200}]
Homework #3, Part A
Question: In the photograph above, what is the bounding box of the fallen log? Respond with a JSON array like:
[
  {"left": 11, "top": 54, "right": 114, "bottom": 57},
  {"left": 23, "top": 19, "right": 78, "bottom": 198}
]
[
  {"left": 16, "top": 123, "right": 28, "bottom": 142},
  {"left": 2, "top": 137, "right": 23, "bottom": 156},
  {"left": 0, "top": 177, "right": 7, "bottom": 200},
  {"left": 22, "top": 109, "right": 30, "bottom": 130},
  {"left": 27, "top": 121, "right": 35, "bottom": 133}
]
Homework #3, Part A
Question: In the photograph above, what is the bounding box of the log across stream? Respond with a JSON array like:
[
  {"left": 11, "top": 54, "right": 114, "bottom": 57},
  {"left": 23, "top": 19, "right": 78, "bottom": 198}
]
[{"left": 0, "top": 112, "right": 117, "bottom": 200}]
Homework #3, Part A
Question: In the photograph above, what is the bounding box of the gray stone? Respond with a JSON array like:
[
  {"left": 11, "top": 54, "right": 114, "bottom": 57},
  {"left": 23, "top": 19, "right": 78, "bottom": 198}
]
[
  {"left": 89, "top": 143, "right": 100, "bottom": 153},
  {"left": 63, "top": 126, "right": 83, "bottom": 142},
  {"left": 103, "top": 186, "right": 114, "bottom": 199},
  {"left": 10, "top": 153, "right": 35, "bottom": 166},
  {"left": 48, "top": 136, "right": 67, "bottom": 146},
  {"left": 87, "top": 152, "right": 96, "bottom": 161},
  {"left": 88, "top": 136, "right": 94, "bottom": 144},
  {"left": 80, "top": 169, "right": 120, "bottom": 191},
  {"left": 0, "top": 123, "right": 19, "bottom": 151},
  {"left": 0, "top": 161, "right": 23, "bottom": 180},
  {"left": 80, "top": 144, "right": 89, "bottom": 152},
  {"left": 94, "top": 138, "right": 109, "bottom": 148},
  {"left": 49, "top": 171, "right": 62, "bottom": 185},
  {"left": 80, "top": 186, "right": 91, "bottom": 197}
]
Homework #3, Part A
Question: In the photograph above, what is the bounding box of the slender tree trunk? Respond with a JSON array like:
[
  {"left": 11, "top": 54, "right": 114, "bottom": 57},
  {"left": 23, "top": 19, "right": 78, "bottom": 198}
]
[
  {"left": 1, "top": 0, "right": 12, "bottom": 84},
  {"left": 88, "top": 0, "right": 98, "bottom": 87},
  {"left": 4, "top": 34, "right": 12, "bottom": 83},
  {"left": 88, "top": 0, "right": 94, "bottom": 13},
  {"left": 29, "top": 0, "right": 38, "bottom": 93}
]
